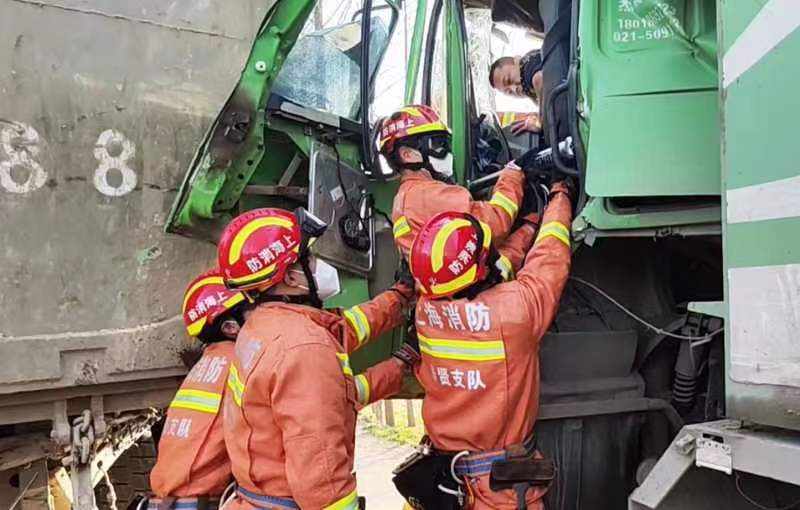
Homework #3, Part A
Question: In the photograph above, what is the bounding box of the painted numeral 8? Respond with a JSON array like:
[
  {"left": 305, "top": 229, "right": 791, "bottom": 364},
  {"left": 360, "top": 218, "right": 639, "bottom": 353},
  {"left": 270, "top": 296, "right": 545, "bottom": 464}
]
[
  {"left": 93, "top": 129, "right": 137, "bottom": 197},
  {"left": 0, "top": 122, "right": 47, "bottom": 194}
]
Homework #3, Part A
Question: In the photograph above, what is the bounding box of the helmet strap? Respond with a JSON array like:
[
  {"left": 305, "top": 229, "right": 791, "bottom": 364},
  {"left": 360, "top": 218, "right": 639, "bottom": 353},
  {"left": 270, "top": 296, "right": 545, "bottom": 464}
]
[
  {"left": 300, "top": 256, "right": 323, "bottom": 309},
  {"left": 454, "top": 219, "right": 502, "bottom": 300},
  {"left": 395, "top": 137, "right": 455, "bottom": 183}
]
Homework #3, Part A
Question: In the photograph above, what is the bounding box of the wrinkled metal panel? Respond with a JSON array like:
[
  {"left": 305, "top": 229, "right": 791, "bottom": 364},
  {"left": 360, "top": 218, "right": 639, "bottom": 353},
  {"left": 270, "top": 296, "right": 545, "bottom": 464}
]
[{"left": 0, "top": 0, "right": 271, "bottom": 406}]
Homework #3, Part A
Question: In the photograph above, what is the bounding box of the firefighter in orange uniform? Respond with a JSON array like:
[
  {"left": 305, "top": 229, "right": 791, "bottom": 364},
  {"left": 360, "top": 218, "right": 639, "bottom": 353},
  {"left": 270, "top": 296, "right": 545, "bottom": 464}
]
[
  {"left": 392, "top": 182, "right": 573, "bottom": 509},
  {"left": 377, "top": 105, "right": 539, "bottom": 280},
  {"left": 148, "top": 269, "right": 250, "bottom": 510},
  {"left": 217, "top": 207, "right": 417, "bottom": 510}
]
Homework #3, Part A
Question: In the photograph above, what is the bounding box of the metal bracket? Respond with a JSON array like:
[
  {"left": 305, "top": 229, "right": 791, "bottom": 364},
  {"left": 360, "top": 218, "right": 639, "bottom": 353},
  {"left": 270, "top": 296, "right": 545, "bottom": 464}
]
[
  {"left": 51, "top": 400, "right": 71, "bottom": 447},
  {"left": 91, "top": 395, "right": 106, "bottom": 440},
  {"left": 695, "top": 437, "right": 732, "bottom": 475}
]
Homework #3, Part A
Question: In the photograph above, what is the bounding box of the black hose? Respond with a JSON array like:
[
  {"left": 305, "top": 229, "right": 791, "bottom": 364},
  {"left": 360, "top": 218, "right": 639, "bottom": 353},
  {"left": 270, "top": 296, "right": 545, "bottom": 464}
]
[
  {"left": 545, "top": 81, "right": 580, "bottom": 177},
  {"left": 421, "top": 0, "right": 444, "bottom": 106},
  {"left": 359, "top": 0, "right": 374, "bottom": 172}
]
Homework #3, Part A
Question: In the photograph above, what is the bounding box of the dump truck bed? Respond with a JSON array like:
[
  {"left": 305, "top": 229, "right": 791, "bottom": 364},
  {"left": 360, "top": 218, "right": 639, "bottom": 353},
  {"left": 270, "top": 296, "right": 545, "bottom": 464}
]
[{"left": 0, "top": 0, "right": 273, "bottom": 425}]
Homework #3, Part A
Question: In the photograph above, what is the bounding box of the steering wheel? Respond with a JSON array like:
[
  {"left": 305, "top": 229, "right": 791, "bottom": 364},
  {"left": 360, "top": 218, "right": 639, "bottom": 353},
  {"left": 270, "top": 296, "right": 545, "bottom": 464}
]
[
  {"left": 482, "top": 111, "right": 511, "bottom": 164},
  {"left": 470, "top": 111, "right": 512, "bottom": 181}
]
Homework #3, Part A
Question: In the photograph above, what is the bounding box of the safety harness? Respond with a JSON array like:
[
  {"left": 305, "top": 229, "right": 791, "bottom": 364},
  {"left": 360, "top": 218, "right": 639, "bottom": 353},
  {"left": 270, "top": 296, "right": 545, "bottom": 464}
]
[
  {"left": 394, "top": 435, "right": 554, "bottom": 510},
  {"left": 235, "top": 487, "right": 299, "bottom": 510},
  {"left": 145, "top": 496, "right": 219, "bottom": 510}
]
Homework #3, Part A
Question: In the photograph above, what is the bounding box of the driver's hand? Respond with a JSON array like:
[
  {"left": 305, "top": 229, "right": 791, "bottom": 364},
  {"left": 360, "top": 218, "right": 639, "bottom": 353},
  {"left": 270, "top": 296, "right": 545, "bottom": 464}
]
[{"left": 510, "top": 114, "right": 542, "bottom": 135}]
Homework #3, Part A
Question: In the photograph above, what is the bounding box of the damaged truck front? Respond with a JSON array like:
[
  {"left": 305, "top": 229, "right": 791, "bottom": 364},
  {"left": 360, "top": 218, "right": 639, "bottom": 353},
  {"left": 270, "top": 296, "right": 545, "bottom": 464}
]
[{"left": 0, "top": 1, "right": 272, "bottom": 508}]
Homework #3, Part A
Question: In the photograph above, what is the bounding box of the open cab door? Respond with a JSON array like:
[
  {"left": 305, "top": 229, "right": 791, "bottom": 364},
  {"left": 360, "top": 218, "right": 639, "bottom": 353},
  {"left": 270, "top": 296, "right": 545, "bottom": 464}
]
[{"left": 167, "top": 0, "right": 406, "bottom": 368}]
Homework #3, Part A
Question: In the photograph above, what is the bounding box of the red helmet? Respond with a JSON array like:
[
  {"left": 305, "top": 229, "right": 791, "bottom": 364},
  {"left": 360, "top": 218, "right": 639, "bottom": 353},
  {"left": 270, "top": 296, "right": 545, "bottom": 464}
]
[
  {"left": 182, "top": 268, "right": 246, "bottom": 337},
  {"left": 377, "top": 105, "right": 450, "bottom": 157},
  {"left": 409, "top": 211, "right": 492, "bottom": 298},
  {"left": 218, "top": 208, "right": 302, "bottom": 291}
]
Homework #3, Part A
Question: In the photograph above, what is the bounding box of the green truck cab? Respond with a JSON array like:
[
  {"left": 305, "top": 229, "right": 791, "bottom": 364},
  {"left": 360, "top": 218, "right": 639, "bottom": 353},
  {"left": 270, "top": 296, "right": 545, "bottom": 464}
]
[{"left": 166, "top": 0, "right": 800, "bottom": 508}]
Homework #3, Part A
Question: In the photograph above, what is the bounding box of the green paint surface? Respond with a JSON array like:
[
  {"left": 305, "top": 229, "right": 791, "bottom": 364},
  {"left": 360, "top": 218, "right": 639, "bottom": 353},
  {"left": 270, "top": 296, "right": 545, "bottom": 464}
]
[
  {"left": 719, "top": 0, "right": 800, "bottom": 429},
  {"left": 723, "top": 29, "right": 800, "bottom": 189},
  {"left": 580, "top": 0, "right": 720, "bottom": 201},
  {"left": 718, "top": 0, "right": 768, "bottom": 54},
  {"left": 585, "top": 90, "right": 720, "bottom": 197},
  {"left": 725, "top": 217, "right": 800, "bottom": 269}
]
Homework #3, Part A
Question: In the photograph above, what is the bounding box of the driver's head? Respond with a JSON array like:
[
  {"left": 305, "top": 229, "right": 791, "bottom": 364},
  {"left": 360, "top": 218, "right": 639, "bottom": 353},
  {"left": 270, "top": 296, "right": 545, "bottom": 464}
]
[
  {"left": 377, "top": 105, "right": 453, "bottom": 180},
  {"left": 490, "top": 56, "right": 524, "bottom": 96},
  {"left": 490, "top": 51, "right": 544, "bottom": 104}
]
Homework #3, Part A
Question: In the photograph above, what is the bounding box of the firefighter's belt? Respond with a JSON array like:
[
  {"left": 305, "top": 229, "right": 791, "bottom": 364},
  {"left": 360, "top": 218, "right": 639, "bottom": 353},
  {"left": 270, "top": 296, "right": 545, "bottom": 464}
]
[
  {"left": 236, "top": 487, "right": 298, "bottom": 509},
  {"left": 147, "top": 496, "right": 219, "bottom": 510},
  {"left": 453, "top": 434, "right": 538, "bottom": 478},
  {"left": 488, "top": 457, "right": 556, "bottom": 491}
]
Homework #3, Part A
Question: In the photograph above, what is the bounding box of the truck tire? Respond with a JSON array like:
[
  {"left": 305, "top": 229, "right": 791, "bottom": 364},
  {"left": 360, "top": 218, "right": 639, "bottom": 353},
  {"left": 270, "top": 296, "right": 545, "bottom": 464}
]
[{"left": 96, "top": 437, "right": 157, "bottom": 510}]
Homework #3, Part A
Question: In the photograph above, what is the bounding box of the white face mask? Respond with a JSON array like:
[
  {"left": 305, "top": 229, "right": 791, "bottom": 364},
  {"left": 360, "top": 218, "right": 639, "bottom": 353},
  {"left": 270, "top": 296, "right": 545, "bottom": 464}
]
[
  {"left": 312, "top": 259, "right": 341, "bottom": 301},
  {"left": 429, "top": 153, "right": 454, "bottom": 178}
]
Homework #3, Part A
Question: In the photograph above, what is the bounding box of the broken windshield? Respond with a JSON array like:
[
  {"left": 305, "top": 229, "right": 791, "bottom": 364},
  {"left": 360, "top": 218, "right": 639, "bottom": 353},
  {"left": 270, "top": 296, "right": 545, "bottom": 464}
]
[{"left": 271, "top": 2, "right": 393, "bottom": 121}]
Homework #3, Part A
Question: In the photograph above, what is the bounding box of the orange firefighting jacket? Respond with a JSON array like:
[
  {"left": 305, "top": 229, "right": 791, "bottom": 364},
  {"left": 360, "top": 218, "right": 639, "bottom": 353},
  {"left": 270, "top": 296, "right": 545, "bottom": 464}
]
[
  {"left": 413, "top": 189, "right": 572, "bottom": 508},
  {"left": 224, "top": 286, "right": 412, "bottom": 510},
  {"left": 150, "top": 341, "right": 234, "bottom": 498},
  {"left": 391, "top": 167, "right": 533, "bottom": 277}
]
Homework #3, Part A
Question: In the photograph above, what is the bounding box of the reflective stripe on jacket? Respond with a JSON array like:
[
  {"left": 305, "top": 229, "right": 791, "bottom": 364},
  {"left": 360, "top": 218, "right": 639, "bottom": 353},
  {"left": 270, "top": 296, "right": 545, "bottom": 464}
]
[
  {"left": 225, "top": 286, "right": 411, "bottom": 509},
  {"left": 150, "top": 341, "right": 235, "bottom": 497},
  {"left": 413, "top": 191, "right": 572, "bottom": 508},
  {"left": 391, "top": 168, "right": 526, "bottom": 270}
]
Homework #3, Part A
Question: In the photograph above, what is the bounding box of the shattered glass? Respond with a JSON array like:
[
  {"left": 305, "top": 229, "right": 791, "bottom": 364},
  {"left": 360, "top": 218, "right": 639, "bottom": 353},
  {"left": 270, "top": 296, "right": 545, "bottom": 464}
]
[{"left": 272, "top": 18, "right": 389, "bottom": 120}]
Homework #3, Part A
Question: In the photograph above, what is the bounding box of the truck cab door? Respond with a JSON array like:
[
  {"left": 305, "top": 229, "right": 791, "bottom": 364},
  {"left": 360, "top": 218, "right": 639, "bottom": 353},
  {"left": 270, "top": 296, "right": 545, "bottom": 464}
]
[
  {"left": 166, "top": 0, "right": 399, "bottom": 244},
  {"left": 166, "top": 0, "right": 404, "bottom": 369}
]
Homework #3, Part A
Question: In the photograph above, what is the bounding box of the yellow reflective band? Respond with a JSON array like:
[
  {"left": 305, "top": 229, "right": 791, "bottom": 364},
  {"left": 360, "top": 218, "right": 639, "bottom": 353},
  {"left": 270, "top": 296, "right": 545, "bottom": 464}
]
[
  {"left": 354, "top": 374, "right": 370, "bottom": 405},
  {"left": 393, "top": 216, "right": 411, "bottom": 238},
  {"left": 400, "top": 106, "right": 423, "bottom": 117},
  {"left": 336, "top": 352, "right": 354, "bottom": 377},
  {"left": 430, "top": 264, "right": 477, "bottom": 296},
  {"left": 431, "top": 218, "right": 472, "bottom": 272},
  {"left": 406, "top": 121, "right": 449, "bottom": 136},
  {"left": 479, "top": 221, "right": 492, "bottom": 249},
  {"left": 501, "top": 112, "right": 515, "bottom": 127},
  {"left": 489, "top": 191, "right": 519, "bottom": 220},
  {"left": 226, "top": 263, "right": 277, "bottom": 287},
  {"left": 227, "top": 364, "right": 244, "bottom": 407},
  {"left": 186, "top": 316, "right": 208, "bottom": 337},
  {"left": 536, "top": 221, "right": 570, "bottom": 248},
  {"left": 223, "top": 293, "right": 245, "bottom": 310},
  {"left": 418, "top": 334, "right": 506, "bottom": 362},
  {"left": 182, "top": 276, "right": 224, "bottom": 312},
  {"left": 228, "top": 216, "right": 294, "bottom": 265},
  {"left": 496, "top": 254, "right": 514, "bottom": 281},
  {"left": 169, "top": 389, "right": 222, "bottom": 414},
  {"left": 323, "top": 489, "right": 359, "bottom": 510},
  {"left": 343, "top": 306, "right": 371, "bottom": 344}
]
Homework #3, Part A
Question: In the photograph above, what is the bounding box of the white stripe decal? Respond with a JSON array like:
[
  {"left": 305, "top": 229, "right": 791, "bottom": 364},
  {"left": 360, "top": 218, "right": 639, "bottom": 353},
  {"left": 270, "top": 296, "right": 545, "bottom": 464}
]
[
  {"left": 723, "top": 0, "right": 800, "bottom": 88},
  {"left": 728, "top": 264, "right": 800, "bottom": 387},
  {"left": 726, "top": 174, "right": 800, "bottom": 224}
]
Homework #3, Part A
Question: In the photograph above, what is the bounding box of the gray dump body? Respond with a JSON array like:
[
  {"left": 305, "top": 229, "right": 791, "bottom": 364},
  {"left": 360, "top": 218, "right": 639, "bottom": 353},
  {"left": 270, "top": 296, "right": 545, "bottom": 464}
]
[{"left": 0, "top": 0, "right": 272, "bottom": 425}]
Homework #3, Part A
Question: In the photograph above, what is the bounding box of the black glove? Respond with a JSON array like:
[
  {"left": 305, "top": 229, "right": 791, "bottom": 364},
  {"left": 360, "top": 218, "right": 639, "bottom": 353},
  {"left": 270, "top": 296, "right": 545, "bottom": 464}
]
[
  {"left": 394, "top": 259, "right": 415, "bottom": 289},
  {"left": 514, "top": 147, "right": 541, "bottom": 171},
  {"left": 392, "top": 329, "right": 420, "bottom": 368}
]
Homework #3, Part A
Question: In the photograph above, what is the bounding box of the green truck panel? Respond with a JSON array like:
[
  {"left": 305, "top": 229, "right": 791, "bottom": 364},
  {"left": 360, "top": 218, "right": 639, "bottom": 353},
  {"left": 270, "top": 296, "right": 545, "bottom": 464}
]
[
  {"left": 720, "top": 0, "right": 800, "bottom": 431},
  {"left": 579, "top": 0, "right": 720, "bottom": 200}
]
